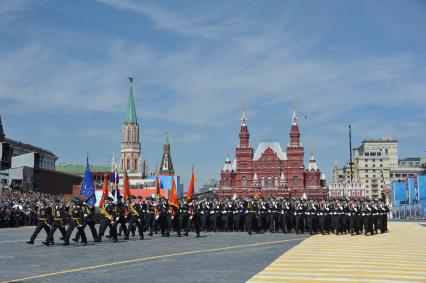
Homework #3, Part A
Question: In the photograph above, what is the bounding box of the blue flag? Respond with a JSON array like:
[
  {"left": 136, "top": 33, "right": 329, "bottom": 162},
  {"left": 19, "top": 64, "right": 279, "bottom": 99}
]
[{"left": 80, "top": 157, "right": 96, "bottom": 207}]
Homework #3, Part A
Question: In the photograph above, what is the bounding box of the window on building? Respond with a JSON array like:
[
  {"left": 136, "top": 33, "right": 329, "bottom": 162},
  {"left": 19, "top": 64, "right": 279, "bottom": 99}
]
[
  {"left": 373, "top": 170, "right": 376, "bottom": 172},
  {"left": 365, "top": 164, "right": 368, "bottom": 167},
  {"left": 365, "top": 180, "right": 368, "bottom": 183},
  {"left": 365, "top": 152, "right": 370, "bottom": 156},
  {"left": 267, "top": 176, "right": 272, "bottom": 187},
  {"left": 380, "top": 164, "right": 383, "bottom": 167},
  {"left": 127, "top": 159, "right": 130, "bottom": 169},
  {"left": 380, "top": 159, "right": 383, "bottom": 162},
  {"left": 242, "top": 176, "right": 247, "bottom": 187},
  {"left": 293, "top": 176, "right": 299, "bottom": 186},
  {"left": 377, "top": 152, "right": 381, "bottom": 156},
  {"left": 372, "top": 159, "right": 375, "bottom": 162},
  {"left": 372, "top": 164, "right": 375, "bottom": 167},
  {"left": 385, "top": 149, "right": 388, "bottom": 154},
  {"left": 261, "top": 177, "right": 265, "bottom": 187},
  {"left": 371, "top": 152, "right": 376, "bottom": 156},
  {"left": 274, "top": 176, "right": 278, "bottom": 187},
  {"left": 366, "top": 185, "right": 369, "bottom": 188}
]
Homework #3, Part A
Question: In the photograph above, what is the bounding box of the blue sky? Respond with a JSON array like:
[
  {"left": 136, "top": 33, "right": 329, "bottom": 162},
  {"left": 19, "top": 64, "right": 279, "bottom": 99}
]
[{"left": 1, "top": 0, "right": 425, "bottom": 189}]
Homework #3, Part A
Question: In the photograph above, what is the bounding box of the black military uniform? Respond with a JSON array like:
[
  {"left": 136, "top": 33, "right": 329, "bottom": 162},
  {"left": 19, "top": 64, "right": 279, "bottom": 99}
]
[
  {"left": 64, "top": 197, "right": 87, "bottom": 246},
  {"left": 74, "top": 201, "right": 99, "bottom": 243},
  {"left": 27, "top": 200, "right": 51, "bottom": 245},
  {"left": 98, "top": 197, "right": 118, "bottom": 242},
  {"left": 145, "top": 201, "right": 156, "bottom": 236},
  {"left": 186, "top": 202, "right": 201, "bottom": 237},
  {"left": 179, "top": 202, "right": 190, "bottom": 235},
  {"left": 124, "top": 195, "right": 144, "bottom": 240},
  {"left": 43, "top": 200, "right": 67, "bottom": 246},
  {"left": 245, "top": 199, "right": 257, "bottom": 235},
  {"left": 294, "top": 201, "right": 305, "bottom": 234}
]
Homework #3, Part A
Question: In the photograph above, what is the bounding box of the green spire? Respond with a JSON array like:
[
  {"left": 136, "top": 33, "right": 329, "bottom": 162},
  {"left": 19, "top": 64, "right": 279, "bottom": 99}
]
[
  {"left": 0, "top": 114, "right": 5, "bottom": 141},
  {"left": 165, "top": 131, "right": 169, "bottom": 145},
  {"left": 125, "top": 78, "right": 138, "bottom": 124}
]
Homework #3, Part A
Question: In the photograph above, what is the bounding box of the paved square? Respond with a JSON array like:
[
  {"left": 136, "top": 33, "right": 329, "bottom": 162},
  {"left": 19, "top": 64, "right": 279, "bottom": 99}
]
[{"left": 0, "top": 227, "right": 307, "bottom": 283}]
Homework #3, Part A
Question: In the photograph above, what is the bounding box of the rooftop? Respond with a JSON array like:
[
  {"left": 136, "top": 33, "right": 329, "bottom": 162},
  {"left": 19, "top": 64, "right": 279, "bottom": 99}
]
[
  {"left": 253, "top": 141, "right": 287, "bottom": 161},
  {"left": 362, "top": 138, "right": 398, "bottom": 143},
  {"left": 56, "top": 163, "right": 111, "bottom": 176},
  {"left": 5, "top": 138, "right": 57, "bottom": 158}
]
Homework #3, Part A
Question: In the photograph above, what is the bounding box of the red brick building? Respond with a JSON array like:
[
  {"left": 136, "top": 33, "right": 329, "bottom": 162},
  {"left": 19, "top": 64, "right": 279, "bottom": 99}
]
[{"left": 217, "top": 106, "right": 327, "bottom": 199}]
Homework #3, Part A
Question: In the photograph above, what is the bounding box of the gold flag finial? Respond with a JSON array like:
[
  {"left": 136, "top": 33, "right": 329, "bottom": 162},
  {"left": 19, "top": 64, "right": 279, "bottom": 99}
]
[{"left": 292, "top": 102, "right": 297, "bottom": 110}]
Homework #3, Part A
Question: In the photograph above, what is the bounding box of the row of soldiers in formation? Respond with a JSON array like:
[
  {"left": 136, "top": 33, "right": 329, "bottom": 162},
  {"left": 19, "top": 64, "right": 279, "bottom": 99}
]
[{"left": 26, "top": 195, "right": 390, "bottom": 246}]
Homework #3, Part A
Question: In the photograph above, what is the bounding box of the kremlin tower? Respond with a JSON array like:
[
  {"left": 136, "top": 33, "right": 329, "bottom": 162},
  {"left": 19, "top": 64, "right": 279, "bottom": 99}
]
[
  {"left": 159, "top": 132, "right": 174, "bottom": 176},
  {"left": 120, "top": 77, "right": 141, "bottom": 174}
]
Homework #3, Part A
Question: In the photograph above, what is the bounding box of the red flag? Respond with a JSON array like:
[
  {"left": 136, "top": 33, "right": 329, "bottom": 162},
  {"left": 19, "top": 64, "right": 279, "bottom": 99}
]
[
  {"left": 123, "top": 170, "right": 131, "bottom": 200},
  {"left": 186, "top": 168, "right": 195, "bottom": 201},
  {"left": 99, "top": 173, "right": 109, "bottom": 207},
  {"left": 155, "top": 171, "right": 161, "bottom": 200},
  {"left": 169, "top": 176, "right": 179, "bottom": 208}
]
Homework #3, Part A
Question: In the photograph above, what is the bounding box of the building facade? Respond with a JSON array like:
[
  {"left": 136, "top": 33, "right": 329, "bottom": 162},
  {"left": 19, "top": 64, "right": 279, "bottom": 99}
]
[
  {"left": 0, "top": 115, "right": 57, "bottom": 171},
  {"left": 331, "top": 138, "right": 425, "bottom": 199},
  {"left": 218, "top": 106, "right": 327, "bottom": 199}
]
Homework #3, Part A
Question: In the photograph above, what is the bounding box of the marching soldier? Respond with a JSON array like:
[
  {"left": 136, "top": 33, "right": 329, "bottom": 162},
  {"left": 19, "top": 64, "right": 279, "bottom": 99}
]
[
  {"left": 124, "top": 195, "right": 144, "bottom": 240},
  {"left": 43, "top": 199, "right": 67, "bottom": 246},
  {"left": 73, "top": 200, "right": 99, "bottom": 243},
  {"left": 186, "top": 201, "right": 201, "bottom": 237},
  {"left": 379, "top": 200, "right": 389, "bottom": 233},
  {"left": 64, "top": 197, "right": 87, "bottom": 246},
  {"left": 98, "top": 197, "right": 118, "bottom": 242},
  {"left": 245, "top": 197, "right": 257, "bottom": 235},
  {"left": 362, "top": 200, "right": 373, "bottom": 235},
  {"left": 27, "top": 200, "right": 51, "bottom": 245},
  {"left": 294, "top": 200, "right": 305, "bottom": 234}
]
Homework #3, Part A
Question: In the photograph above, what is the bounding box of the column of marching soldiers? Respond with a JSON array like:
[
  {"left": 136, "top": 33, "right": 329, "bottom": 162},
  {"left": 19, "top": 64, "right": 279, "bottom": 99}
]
[{"left": 26, "top": 195, "right": 390, "bottom": 246}]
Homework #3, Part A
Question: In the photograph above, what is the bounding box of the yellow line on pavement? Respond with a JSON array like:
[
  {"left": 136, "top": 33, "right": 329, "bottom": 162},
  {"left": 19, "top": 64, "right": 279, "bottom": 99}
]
[{"left": 0, "top": 238, "right": 302, "bottom": 283}]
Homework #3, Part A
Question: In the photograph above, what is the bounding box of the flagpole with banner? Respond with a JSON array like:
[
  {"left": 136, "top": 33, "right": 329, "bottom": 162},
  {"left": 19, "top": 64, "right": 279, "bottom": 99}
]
[
  {"left": 186, "top": 166, "right": 195, "bottom": 201},
  {"left": 99, "top": 173, "right": 109, "bottom": 208},
  {"left": 155, "top": 170, "right": 161, "bottom": 200},
  {"left": 79, "top": 157, "right": 96, "bottom": 207}
]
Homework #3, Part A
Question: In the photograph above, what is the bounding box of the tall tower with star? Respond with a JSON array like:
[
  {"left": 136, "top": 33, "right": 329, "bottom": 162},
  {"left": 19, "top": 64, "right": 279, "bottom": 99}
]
[{"left": 120, "top": 77, "right": 141, "bottom": 173}]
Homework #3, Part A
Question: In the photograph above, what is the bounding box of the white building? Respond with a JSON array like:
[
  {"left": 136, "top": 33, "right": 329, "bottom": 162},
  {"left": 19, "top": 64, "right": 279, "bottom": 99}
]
[{"left": 330, "top": 138, "right": 425, "bottom": 199}]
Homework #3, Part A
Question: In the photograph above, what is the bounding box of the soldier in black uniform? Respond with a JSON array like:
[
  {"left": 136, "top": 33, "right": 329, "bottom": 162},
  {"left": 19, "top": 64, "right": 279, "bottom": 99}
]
[
  {"left": 186, "top": 201, "right": 201, "bottom": 237},
  {"left": 64, "top": 197, "right": 87, "bottom": 246},
  {"left": 179, "top": 201, "right": 190, "bottom": 235},
  {"left": 124, "top": 195, "right": 144, "bottom": 240},
  {"left": 306, "top": 199, "right": 316, "bottom": 235},
  {"left": 379, "top": 200, "right": 389, "bottom": 233},
  {"left": 245, "top": 198, "right": 257, "bottom": 235},
  {"left": 199, "top": 200, "right": 208, "bottom": 231},
  {"left": 145, "top": 199, "right": 155, "bottom": 236},
  {"left": 27, "top": 200, "right": 51, "bottom": 245},
  {"left": 43, "top": 199, "right": 67, "bottom": 246},
  {"left": 116, "top": 197, "right": 128, "bottom": 237},
  {"left": 294, "top": 200, "right": 305, "bottom": 234},
  {"left": 233, "top": 200, "right": 243, "bottom": 232},
  {"left": 362, "top": 200, "right": 373, "bottom": 235},
  {"left": 98, "top": 197, "right": 118, "bottom": 242},
  {"left": 159, "top": 199, "right": 170, "bottom": 237},
  {"left": 371, "top": 200, "right": 380, "bottom": 234},
  {"left": 73, "top": 200, "right": 99, "bottom": 243},
  {"left": 220, "top": 201, "right": 229, "bottom": 232},
  {"left": 318, "top": 199, "right": 326, "bottom": 234}
]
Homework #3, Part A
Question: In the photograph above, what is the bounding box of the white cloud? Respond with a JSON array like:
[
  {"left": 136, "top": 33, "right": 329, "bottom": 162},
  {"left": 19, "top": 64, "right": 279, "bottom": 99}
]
[{"left": 0, "top": 0, "right": 38, "bottom": 24}]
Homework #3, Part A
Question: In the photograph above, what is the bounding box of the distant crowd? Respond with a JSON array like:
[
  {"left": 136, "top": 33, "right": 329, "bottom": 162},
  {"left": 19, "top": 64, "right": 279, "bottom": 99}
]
[{"left": 0, "top": 187, "right": 64, "bottom": 228}]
